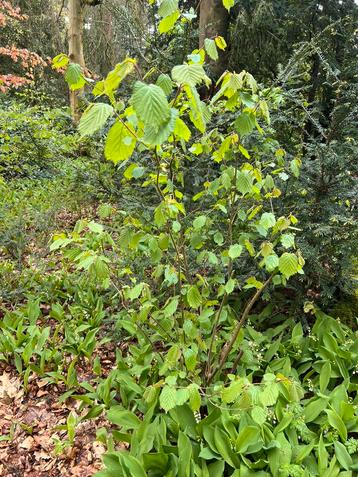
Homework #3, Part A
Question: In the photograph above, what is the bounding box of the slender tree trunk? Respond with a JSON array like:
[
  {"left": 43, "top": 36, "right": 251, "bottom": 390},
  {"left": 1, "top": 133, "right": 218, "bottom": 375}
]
[
  {"left": 68, "top": 0, "right": 85, "bottom": 122},
  {"left": 199, "top": 0, "right": 229, "bottom": 78}
]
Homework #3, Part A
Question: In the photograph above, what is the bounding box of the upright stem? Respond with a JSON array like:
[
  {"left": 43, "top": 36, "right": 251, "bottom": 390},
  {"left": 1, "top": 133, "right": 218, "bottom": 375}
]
[
  {"left": 205, "top": 162, "right": 237, "bottom": 380},
  {"left": 68, "top": 0, "right": 85, "bottom": 123},
  {"left": 207, "top": 275, "right": 273, "bottom": 384}
]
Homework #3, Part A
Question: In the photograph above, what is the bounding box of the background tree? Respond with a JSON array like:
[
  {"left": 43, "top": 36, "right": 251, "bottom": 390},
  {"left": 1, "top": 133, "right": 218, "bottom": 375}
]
[
  {"left": 199, "top": 0, "right": 229, "bottom": 77},
  {"left": 0, "top": 0, "right": 46, "bottom": 92}
]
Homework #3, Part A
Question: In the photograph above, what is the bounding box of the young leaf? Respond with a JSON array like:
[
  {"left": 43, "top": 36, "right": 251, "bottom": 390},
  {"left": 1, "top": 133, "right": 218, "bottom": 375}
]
[
  {"left": 234, "top": 112, "right": 256, "bottom": 136},
  {"left": 228, "top": 244, "right": 243, "bottom": 259},
  {"left": 158, "top": 0, "right": 179, "bottom": 18},
  {"left": 156, "top": 73, "right": 174, "bottom": 95},
  {"left": 174, "top": 117, "right": 191, "bottom": 141},
  {"left": 222, "top": 380, "right": 243, "bottom": 403},
  {"left": 278, "top": 253, "right": 299, "bottom": 279},
  {"left": 172, "top": 64, "right": 211, "bottom": 87},
  {"left": 143, "top": 108, "right": 178, "bottom": 145},
  {"left": 187, "top": 285, "right": 202, "bottom": 309},
  {"left": 160, "top": 385, "right": 177, "bottom": 412},
  {"left": 65, "top": 63, "right": 86, "bottom": 90},
  {"left": 204, "top": 38, "right": 219, "bottom": 61},
  {"left": 78, "top": 103, "right": 114, "bottom": 137},
  {"left": 215, "top": 36, "right": 227, "bottom": 50},
  {"left": 99, "top": 58, "right": 136, "bottom": 95},
  {"left": 193, "top": 215, "right": 206, "bottom": 229},
  {"left": 188, "top": 384, "right": 201, "bottom": 411},
  {"left": 223, "top": 0, "right": 234, "bottom": 11},
  {"left": 280, "top": 233, "right": 295, "bottom": 249},
  {"left": 104, "top": 121, "right": 136, "bottom": 163},
  {"left": 52, "top": 53, "right": 69, "bottom": 69},
  {"left": 236, "top": 171, "right": 253, "bottom": 195},
  {"left": 260, "top": 212, "right": 276, "bottom": 229},
  {"left": 159, "top": 10, "right": 180, "bottom": 34},
  {"left": 132, "top": 81, "right": 171, "bottom": 128}
]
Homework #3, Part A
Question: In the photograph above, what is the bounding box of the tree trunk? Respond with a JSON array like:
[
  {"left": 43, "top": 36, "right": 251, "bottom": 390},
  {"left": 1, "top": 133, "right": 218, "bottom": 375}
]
[
  {"left": 199, "top": 0, "right": 229, "bottom": 78},
  {"left": 68, "top": 0, "right": 85, "bottom": 122}
]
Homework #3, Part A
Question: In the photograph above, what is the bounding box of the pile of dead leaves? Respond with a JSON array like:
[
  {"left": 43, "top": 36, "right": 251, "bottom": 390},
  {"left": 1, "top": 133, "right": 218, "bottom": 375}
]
[{"left": 0, "top": 368, "right": 106, "bottom": 477}]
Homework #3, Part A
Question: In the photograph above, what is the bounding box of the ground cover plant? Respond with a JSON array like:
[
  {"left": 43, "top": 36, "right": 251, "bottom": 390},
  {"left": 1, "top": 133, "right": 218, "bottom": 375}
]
[{"left": 0, "top": 0, "right": 357, "bottom": 476}]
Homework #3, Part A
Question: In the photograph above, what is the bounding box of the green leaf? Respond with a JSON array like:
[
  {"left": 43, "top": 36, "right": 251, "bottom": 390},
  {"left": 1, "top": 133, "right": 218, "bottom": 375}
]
[
  {"left": 260, "top": 383, "right": 279, "bottom": 406},
  {"left": 98, "top": 58, "right": 136, "bottom": 95},
  {"left": 320, "top": 362, "right": 331, "bottom": 393},
  {"left": 78, "top": 103, "right": 114, "bottom": 137},
  {"left": 214, "top": 428, "right": 239, "bottom": 468},
  {"left": 280, "top": 233, "right": 295, "bottom": 249},
  {"left": 260, "top": 212, "right": 276, "bottom": 229},
  {"left": 304, "top": 398, "right": 328, "bottom": 423},
  {"left": 144, "top": 108, "right": 179, "bottom": 145},
  {"left": 223, "top": 0, "right": 234, "bottom": 11},
  {"left": 193, "top": 215, "right": 206, "bottom": 229},
  {"left": 234, "top": 112, "right": 255, "bottom": 136},
  {"left": 318, "top": 434, "right": 328, "bottom": 472},
  {"left": 65, "top": 63, "right": 86, "bottom": 90},
  {"left": 107, "top": 407, "right": 141, "bottom": 429},
  {"left": 183, "top": 347, "right": 197, "bottom": 371},
  {"left": 187, "top": 285, "right": 202, "bottom": 309},
  {"left": 178, "top": 431, "right": 192, "bottom": 477},
  {"left": 278, "top": 252, "right": 299, "bottom": 279},
  {"left": 132, "top": 81, "right": 171, "bottom": 128},
  {"left": 124, "top": 164, "right": 143, "bottom": 180},
  {"left": 161, "top": 344, "right": 181, "bottom": 374},
  {"left": 204, "top": 38, "right": 219, "bottom": 61},
  {"left": 215, "top": 36, "right": 227, "bottom": 50},
  {"left": 290, "top": 158, "right": 301, "bottom": 177},
  {"left": 172, "top": 64, "right": 210, "bottom": 87},
  {"left": 264, "top": 254, "right": 279, "bottom": 272},
  {"left": 126, "top": 283, "right": 144, "bottom": 300},
  {"left": 184, "top": 84, "right": 208, "bottom": 132},
  {"left": 236, "top": 171, "right": 253, "bottom": 195},
  {"left": 104, "top": 121, "right": 136, "bottom": 163},
  {"left": 120, "top": 454, "right": 146, "bottom": 477},
  {"left": 334, "top": 441, "right": 352, "bottom": 471},
  {"left": 251, "top": 406, "right": 267, "bottom": 425},
  {"left": 188, "top": 384, "right": 201, "bottom": 411},
  {"left": 214, "top": 232, "right": 224, "bottom": 245},
  {"left": 236, "top": 426, "right": 260, "bottom": 454},
  {"left": 224, "top": 278, "right": 236, "bottom": 294},
  {"left": 174, "top": 118, "right": 191, "bottom": 141},
  {"left": 163, "top": 297, "right": 179, "bottom": 317},
  {"left": 156, "top": 73, "right": 174, "bottom": 95},
  {"left": 158, "top": 0, "right": 179, "bottom": 18},
  {"left": 228, "top": 244, "right": 243, "bottom": 259},
  {"left": 52, "top": 53, "right": 69, "bottom": 69},
  {"left": 222, "top": 380, "right": 243, "bottom": 403},
  {"left": 159, "top": 10, "right": 180, "bottom": 34},
  {"left": 326, "top": 409, "right": 347, "bottom": 442},
  {"left": 160, "top": 385, "right": 177, "bottom": 412}
]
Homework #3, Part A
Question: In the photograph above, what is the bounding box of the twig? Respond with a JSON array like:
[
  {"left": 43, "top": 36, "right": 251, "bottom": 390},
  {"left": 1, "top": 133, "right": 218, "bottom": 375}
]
[{"left": 207, "top": 274, "right": 273, "bottom": 384}]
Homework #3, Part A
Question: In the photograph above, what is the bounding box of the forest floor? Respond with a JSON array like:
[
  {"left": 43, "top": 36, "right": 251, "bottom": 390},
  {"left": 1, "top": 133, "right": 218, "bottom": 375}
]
[{"left": 0, "top": 364, "right": 106, "bottom": 477}]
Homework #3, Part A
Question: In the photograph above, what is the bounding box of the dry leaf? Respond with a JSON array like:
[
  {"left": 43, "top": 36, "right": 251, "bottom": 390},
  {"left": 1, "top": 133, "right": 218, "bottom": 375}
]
[
  {"left": 20, "top": 435, "right": 35, "bottom": 450},
  {"left": 0, "top": 372, "right": 20, "bottom": 400}
]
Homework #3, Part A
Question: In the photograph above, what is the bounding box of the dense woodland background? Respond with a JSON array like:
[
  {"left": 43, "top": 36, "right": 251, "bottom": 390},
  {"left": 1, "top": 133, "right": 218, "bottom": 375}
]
[{"left": 0, "top": 1, "right": 357, "bottom": 476}]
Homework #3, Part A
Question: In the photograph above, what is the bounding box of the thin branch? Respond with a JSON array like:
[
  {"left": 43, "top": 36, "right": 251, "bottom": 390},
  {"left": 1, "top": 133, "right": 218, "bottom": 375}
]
[{"left": 207, "top": 274, "right": 273, "bottom": 384}]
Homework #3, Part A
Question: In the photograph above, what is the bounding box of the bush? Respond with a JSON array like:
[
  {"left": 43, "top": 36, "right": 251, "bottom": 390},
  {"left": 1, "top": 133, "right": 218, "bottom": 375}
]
[{"left": 0, "top": 102, "right": 76, "bottom": 179}]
